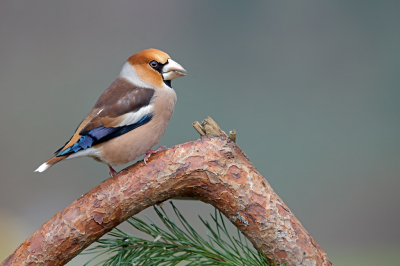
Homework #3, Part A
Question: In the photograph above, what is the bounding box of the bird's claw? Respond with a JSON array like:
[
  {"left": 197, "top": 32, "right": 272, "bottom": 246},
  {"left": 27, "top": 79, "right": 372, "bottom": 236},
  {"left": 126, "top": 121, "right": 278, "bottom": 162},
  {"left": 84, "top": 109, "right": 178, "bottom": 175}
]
[
  {"left": 109, "top": 165, "right": 117, "bottom": 177},
  {"left": 144, "top": 146, "right": 167, "bottom": 165}
]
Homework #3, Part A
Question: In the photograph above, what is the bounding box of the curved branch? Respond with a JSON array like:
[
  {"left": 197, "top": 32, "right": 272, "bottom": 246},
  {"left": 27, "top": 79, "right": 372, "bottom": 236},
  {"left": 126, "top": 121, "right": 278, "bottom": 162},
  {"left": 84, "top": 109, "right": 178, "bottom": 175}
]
[{"left": 2, "top": 118, "right": 331, "bottom": 266}]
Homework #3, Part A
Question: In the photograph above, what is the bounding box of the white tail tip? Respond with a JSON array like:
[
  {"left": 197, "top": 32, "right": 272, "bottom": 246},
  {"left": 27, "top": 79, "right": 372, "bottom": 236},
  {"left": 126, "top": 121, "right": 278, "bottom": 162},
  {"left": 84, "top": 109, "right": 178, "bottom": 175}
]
[{"left": 35, "top": 163, "right": 50, "bottom": 173}]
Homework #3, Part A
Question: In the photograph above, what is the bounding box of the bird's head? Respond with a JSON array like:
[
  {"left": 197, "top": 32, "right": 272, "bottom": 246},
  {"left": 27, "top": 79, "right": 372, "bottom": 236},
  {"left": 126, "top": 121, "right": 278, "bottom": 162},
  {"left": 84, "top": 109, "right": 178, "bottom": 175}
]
[{"left": 121, "top": 48, "right": 186, "bottom": 88}]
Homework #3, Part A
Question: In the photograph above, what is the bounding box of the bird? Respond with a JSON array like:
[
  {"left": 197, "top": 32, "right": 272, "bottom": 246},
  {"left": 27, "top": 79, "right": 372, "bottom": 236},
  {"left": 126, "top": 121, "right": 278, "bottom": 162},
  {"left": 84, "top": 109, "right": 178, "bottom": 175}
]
[{"left": 35, "top": 48, "right": 186, "bottom": 176}]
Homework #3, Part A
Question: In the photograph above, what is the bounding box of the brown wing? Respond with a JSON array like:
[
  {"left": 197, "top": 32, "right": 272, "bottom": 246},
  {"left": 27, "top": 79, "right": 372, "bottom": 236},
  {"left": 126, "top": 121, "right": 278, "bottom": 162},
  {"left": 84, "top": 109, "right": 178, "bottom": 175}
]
[
  {"left": 55, "top": 77, "right": 154, "bottom": 153},
  {"left": 79, "top": 77, "right": 154, "bottom": 134}
]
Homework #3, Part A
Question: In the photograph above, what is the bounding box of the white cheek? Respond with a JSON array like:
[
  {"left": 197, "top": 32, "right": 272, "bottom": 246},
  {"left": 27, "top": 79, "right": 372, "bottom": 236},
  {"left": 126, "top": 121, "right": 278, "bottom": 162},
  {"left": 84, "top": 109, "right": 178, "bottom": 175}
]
[{"left": 119, "top": 62, "right": 151, "bottom": 88}]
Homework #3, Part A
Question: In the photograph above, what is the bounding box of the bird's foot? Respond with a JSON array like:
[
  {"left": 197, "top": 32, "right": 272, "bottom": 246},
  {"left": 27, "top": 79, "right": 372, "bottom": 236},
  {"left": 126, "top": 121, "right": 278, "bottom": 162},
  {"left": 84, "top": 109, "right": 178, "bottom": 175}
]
[
  {"left": 144, "top": 146, "right": 166, "bottom": 165},
  {"left": 109, "top": 165, "right": 117, "bottom": 177}
]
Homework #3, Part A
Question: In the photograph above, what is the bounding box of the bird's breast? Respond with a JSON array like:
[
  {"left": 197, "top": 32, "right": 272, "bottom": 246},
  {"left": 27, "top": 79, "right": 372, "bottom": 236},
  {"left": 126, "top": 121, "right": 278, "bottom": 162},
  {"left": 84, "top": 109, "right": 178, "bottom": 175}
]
[{"left": 96, "top": 87, "right": 177, "bottom": 166}]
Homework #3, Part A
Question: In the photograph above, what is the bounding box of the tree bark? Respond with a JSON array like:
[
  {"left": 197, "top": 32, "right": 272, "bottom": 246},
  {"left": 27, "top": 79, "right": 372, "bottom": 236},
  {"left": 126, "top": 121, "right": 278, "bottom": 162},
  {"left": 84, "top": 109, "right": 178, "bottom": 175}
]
[{"left": 1, "top": 118, "right": 331, "bottom": 266}]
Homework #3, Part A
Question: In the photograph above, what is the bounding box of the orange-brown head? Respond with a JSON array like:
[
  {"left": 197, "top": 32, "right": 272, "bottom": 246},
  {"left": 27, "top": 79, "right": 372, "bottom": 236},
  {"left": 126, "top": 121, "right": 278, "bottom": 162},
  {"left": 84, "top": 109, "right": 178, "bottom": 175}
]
[{"left": 121, "top": 48, "right": 186, "bottom": 88}]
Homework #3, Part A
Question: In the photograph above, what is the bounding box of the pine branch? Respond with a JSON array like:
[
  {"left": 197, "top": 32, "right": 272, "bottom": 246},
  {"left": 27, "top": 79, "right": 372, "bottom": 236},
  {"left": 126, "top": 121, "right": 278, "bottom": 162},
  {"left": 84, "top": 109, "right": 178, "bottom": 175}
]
[
  {"left": 1, "top": 117, "right": 331, "bottom": 266},
  {"left": 83, "top": 202, "right": 270, "bottom": 266}
]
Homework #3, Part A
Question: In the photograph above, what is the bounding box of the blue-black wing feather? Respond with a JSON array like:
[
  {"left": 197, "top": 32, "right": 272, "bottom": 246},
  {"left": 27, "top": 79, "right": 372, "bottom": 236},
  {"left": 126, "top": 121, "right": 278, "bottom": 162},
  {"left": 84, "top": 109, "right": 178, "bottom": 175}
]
[{"left": 56, "top": 114, "right": 152, "bottom": 157}]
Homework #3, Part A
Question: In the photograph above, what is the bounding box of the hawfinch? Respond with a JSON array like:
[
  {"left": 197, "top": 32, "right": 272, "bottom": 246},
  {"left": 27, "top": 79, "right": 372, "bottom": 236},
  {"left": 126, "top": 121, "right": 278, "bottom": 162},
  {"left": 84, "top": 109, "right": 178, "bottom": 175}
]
[{"left": 35, "top": 48, "right": 186, "bottom": 175}]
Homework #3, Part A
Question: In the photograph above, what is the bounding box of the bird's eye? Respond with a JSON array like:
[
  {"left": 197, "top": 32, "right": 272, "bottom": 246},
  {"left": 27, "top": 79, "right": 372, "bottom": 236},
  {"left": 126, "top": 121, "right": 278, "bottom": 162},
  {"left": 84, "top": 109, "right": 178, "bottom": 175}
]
[{"left": 149, "top": 60, "right": 158, "bottom": 68}]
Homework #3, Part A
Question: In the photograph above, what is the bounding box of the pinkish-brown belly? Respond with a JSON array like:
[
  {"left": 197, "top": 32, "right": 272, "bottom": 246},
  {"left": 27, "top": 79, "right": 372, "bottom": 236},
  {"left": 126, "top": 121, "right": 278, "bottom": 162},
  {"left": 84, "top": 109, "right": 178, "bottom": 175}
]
[{"left": 96, "top": 118, "right": 169, "bottom": 166}]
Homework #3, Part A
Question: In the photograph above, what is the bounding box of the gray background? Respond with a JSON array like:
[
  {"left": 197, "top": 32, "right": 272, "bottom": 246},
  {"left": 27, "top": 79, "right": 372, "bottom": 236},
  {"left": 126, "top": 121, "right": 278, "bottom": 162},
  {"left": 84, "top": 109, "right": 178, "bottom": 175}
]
[{"left": 1, "top": 1, "right": 399, "bottom": 265}]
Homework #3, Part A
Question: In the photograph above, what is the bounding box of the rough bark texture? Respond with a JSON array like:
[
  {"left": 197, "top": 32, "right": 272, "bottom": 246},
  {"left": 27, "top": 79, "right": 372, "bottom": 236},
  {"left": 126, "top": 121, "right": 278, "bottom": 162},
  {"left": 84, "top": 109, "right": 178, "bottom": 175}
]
[{"left": 2, "top": 118, "right": 331, "bottom": 266}]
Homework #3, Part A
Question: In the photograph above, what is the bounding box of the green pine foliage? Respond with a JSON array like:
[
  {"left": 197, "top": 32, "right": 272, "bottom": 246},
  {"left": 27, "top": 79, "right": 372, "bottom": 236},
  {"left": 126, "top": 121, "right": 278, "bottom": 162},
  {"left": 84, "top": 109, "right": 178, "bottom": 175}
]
[{"left": 83, "top": 202, "right": 270, "bottom": 266}]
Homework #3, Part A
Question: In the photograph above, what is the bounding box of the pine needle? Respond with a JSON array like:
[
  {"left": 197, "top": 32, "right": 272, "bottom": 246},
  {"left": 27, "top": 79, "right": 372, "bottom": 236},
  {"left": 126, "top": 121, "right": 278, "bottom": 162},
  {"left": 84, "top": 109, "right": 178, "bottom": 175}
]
[{"left": 83, "top": 201, "right": 270, "bottom": 266}]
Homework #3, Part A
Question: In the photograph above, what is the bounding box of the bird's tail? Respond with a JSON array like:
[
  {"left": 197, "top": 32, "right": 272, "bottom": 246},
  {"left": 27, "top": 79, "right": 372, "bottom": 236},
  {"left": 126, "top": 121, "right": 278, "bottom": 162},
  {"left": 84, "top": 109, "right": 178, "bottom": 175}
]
[{"left": 34, "top": 155, "right": 68, "bottom": 172}]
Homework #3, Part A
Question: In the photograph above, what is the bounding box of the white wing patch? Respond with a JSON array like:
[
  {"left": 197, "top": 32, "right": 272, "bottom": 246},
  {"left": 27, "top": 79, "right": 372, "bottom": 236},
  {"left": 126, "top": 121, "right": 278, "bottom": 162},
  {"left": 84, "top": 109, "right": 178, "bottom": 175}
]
[{"left": 116, "top": 105, "right": 153, "bottom": 127}]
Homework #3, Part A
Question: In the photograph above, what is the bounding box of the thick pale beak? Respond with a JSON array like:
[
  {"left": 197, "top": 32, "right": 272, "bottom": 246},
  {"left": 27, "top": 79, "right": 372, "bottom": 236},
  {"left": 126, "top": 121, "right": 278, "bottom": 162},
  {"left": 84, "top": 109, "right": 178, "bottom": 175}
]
[{"left": 162, "top": 59, "right": 187, "bottom": 80}]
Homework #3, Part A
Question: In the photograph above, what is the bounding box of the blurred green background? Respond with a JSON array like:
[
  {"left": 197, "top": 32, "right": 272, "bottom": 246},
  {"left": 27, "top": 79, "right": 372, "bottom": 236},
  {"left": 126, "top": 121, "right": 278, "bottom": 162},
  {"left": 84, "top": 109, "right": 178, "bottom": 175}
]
[{"left": 1, "top": 1, "right": 399, "bottom": 265}]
